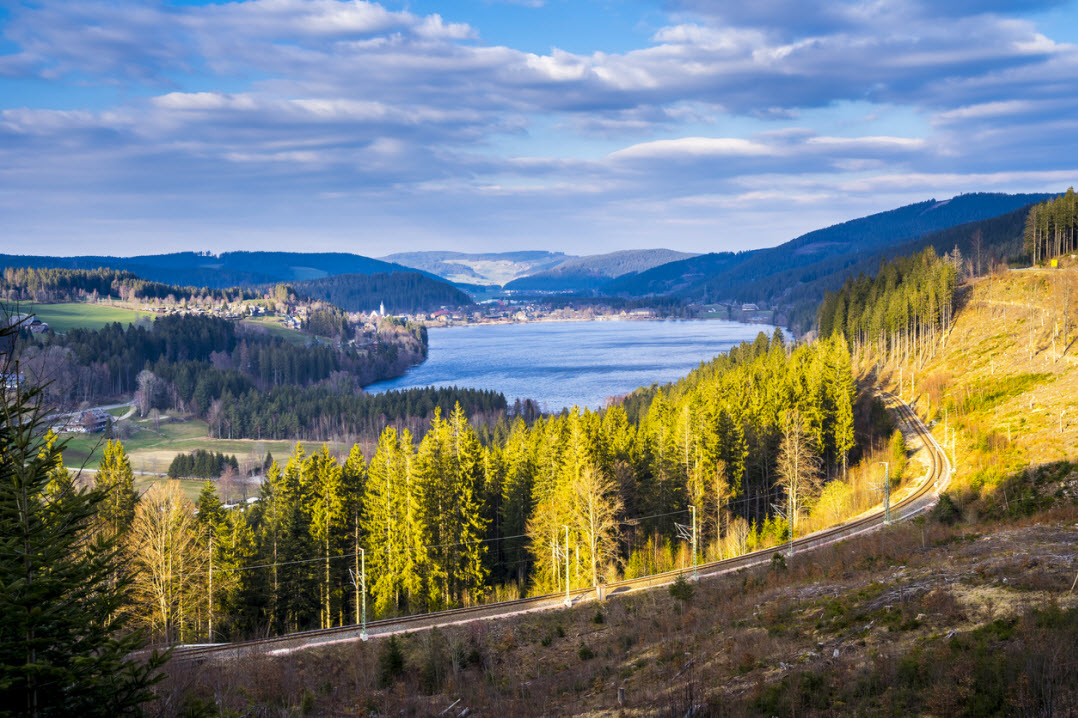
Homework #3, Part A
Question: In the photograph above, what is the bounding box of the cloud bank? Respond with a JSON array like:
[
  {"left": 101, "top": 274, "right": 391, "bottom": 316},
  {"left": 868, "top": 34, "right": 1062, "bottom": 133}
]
[{"left": 1, "top": 0, "right": 1075, "bottom": 254}]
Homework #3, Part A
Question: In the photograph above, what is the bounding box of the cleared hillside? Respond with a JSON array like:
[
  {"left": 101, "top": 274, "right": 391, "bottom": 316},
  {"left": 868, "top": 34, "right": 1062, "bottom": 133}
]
[{"left": 894, "top": 265, "right": 1078, "bottom": 492}]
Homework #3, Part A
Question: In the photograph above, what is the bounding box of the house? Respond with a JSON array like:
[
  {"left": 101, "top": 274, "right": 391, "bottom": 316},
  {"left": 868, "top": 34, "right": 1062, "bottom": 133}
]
[
  {"left": 28, "top": 318, "right": 49, "bottom": 334},
  {"left": 741, "top": 303, "right": 759, "bottom": 312},
  {"left": 55, "top": 408, "right": 110, "bottom": 434}
]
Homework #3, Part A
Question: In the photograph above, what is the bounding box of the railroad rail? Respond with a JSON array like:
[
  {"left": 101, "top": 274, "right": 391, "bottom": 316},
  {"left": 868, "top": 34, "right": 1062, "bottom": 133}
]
[{"left": 170, "top": 390, "right": 950, "bottom": 662}]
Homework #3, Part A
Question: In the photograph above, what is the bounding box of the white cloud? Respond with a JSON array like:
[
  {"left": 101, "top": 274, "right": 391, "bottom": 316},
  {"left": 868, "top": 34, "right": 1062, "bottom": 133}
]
[{"left": 1, "top": 0, "right": 1077, "bottom": 253}]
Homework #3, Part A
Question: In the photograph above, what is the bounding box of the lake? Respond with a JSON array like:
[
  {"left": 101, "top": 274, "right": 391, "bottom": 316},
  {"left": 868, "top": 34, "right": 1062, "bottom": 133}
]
[{"left": 367, "top": 319, "right": 778, "bottom": 411}]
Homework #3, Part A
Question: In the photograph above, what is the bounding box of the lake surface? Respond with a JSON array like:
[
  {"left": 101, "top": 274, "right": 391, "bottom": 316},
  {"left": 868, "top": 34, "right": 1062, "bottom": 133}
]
[{"left": 367, "top": 320, "right": 777, "bottom": 411}]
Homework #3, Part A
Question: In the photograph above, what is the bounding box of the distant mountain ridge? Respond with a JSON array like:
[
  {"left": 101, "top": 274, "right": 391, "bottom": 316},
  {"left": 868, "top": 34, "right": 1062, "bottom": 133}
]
[
  {"left": 382, "top": 251, "right": 569, "bottom": 286},
  {"left": 502, "top": 249, "right": 698, "bottom": 292},
  {"left": 0, "top": 251, "right": 436, "bottom": 288},
  {"left": 602, "top": 192, "right": 1055, "bottom": 326}
]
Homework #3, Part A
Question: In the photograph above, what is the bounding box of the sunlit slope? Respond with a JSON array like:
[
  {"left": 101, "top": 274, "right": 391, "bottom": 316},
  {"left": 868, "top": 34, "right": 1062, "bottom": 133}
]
[{"left": 891, "top": 265, "right": 1078, "bottom": 489}]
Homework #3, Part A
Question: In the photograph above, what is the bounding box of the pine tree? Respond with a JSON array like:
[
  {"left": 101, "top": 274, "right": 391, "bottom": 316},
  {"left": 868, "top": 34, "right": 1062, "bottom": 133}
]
[
  {"left": 95, "top": 439, "right": 138, "bottom": 537},
  {"left": 0, "top": 339, "right": 164, "bottom": 716}
]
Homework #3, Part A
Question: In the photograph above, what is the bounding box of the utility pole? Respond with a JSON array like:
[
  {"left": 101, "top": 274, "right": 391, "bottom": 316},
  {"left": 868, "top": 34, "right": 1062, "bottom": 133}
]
[
  {"left": 563, "top": 525, "right": 571, "bottom": 606},
  {"left": 208, "top": 534, "right": 214, "bottom": 642},
  {"left": 351, "top": 549, "right": 368, "bottom": 641},
  {"left": 771, "top": 503, "right": 793, "bottom": 558},
  {"left": 360, "top": 548, "right": 367, "bottom": 641},
  {"left": 879, "top": 462, "right": 890, "bottom": 525},
  {"left": 691, "top": 504, "right": 698, "bottom": 580}
]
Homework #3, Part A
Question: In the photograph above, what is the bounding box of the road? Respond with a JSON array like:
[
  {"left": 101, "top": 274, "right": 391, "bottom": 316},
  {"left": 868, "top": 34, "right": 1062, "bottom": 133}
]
[{"left": 169, "top": 390, "right": 950, "bottom": 662}]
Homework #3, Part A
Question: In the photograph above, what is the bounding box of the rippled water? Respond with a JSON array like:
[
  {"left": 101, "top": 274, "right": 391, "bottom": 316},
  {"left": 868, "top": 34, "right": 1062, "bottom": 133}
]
[{"left": 367, "top": 319, "right": 778, "bottom": 412}]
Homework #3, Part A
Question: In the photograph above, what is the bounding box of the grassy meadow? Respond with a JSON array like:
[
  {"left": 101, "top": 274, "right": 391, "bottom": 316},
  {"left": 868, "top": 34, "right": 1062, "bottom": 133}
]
[{"left": 5, "top": 301, "right": 155, "bottom": 332}]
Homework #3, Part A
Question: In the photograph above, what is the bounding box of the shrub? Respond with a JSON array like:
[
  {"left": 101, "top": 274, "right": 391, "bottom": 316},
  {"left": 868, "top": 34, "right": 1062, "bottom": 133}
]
[
  {"left": 932, "top": 493, "right": 961, "bottom": 525},
  {"left": 578, "top": 643, "right": 595, "bottom": 661},
  {"left": 669, "top": 573, "right": 695, "bottom": 603},
  {"left": 377, "top": 636, "right": 405, "bottom": 688}
]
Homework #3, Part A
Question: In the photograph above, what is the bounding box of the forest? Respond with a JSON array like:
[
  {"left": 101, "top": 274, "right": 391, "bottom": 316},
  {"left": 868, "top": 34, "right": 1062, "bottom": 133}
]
[
  {"left": 167, "top": 449, "right": 240, "bottom": 480},
  {"left": 0, "top": 266, "right": 260, "bottom": 304},
  {"left": 1025, "top": 188, "right": 1078, "bottom": 263},
  {"left": 816, "top": 247, "right": 959, "bottom": 368},
  {"left": 70, "top": 329, "right": 911, "bottom": 644},
  {"left": 294, "top": 271, "right": 473, "bottom": 314},
  {"left": 13, "top": 313, "right": 503, "bottom": 440}
]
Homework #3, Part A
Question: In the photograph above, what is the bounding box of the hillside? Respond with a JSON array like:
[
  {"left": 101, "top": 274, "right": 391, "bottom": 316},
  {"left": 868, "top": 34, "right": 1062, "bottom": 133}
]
[
  {"left": 503, "top": 249, "right": 697, "bottom": 293},
  {"left": 158, "top": 512, "right": 1077, "bottom": 715},
  {"left": 602, "top": 251, "right": 748, "bottom": 297},
  {"left": 153, "top": 265, "right": 1078, "bottom": 717},
  {"left": 903, "top": 265, "right": 1078, "bottom": 490},
  {"left": 382, "top": 250, "right": 568, "bottom": 286},
  {"left": 604, "top": 193, "right": 1053, "bottom": 319},
  {"left": 293, "top": 271, "right": 473, "bottom": 314},
  {"left": 764, "top": 204, "right": 1041, "bottom": 330},
  {"left": 0, "top": 251, "right": 429, "bottom": 288}
]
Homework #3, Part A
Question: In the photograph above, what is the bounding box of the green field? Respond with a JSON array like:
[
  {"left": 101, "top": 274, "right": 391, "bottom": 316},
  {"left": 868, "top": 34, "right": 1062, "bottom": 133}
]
[
  {"left": 61, "top": 418, "right": 323, "bottom": 472},
  {"left": 240, "top": 317, "right": 308, "bottom": 344},
  {"left": 5, "top": 302, "right": 155, "bottom": 332}
]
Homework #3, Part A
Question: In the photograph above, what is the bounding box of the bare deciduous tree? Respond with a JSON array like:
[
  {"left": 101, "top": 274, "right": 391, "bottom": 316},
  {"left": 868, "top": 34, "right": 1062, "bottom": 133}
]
[
  {"left": 568, "top": 465, "right": 624, "bottom": 587},
  {"left": 128, "top": 481, "right": 205, "bottom": 643},
  {"left": 776, "top": 409, "right": 823, "bottom": 538}
]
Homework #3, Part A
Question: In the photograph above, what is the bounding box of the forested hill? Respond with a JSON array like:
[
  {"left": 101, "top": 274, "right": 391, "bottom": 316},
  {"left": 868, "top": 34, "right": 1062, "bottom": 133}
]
[
  {"left": 503, "top": 249, "right": 697, "bottom": 292},
  {"left": 782, "top": 202, "right": 1039, "bottom": 330},
  {"left": 0, "top": 251, "right": 435, "bottom": 289},
  {"left": 293, "top": 272, "right": 473, "bottom": 313},
  {"left": 603, "top": 192, "right": 1052, "bottom": 307},
  {"left": 382, "top": 250, "right": 568, "bottom": 286},
  {"left": 0, "top": 267, "right": 262, "bottom": 304},
  {"left": 601, "top": 251, "right": 748, "bottom": 297}
]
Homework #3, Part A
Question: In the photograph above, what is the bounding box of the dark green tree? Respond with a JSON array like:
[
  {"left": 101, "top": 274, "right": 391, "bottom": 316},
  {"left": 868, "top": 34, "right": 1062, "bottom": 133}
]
[{"left": 0, "top": 329, "right": 165, "bottom": 716}]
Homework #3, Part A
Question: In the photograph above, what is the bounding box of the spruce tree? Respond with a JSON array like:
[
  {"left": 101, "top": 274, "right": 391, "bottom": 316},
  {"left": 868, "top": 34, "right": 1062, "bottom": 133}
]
[
  {"left": 95, "top": 439, "right": 138, "bottom": 537},
  {"left": 0, "top": 334, "right": 165, "bottom": 716}
]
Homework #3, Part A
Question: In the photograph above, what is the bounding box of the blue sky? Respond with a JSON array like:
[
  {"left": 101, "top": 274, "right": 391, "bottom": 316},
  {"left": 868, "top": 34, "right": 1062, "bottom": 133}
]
[{"left": 2, "top": 0, "right": 1077, "bottom": 257}]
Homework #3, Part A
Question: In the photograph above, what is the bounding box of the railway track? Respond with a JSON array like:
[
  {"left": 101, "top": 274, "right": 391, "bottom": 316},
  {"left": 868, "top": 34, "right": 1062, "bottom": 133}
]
[{"left": 171, "top": 391, "right": 950, "bottom": 662}]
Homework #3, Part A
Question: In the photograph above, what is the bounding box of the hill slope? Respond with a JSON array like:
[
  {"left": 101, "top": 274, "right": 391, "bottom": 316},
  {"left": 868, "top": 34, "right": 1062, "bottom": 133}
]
[
  {"left": 381, "top": 251, "right": 568, "bottom": 286},
  {"left": 504, "top": 249, "right": 697, "bottom": 292},
  {"left": 294, "top": 272, "right": 473, "bottom": 314},
  {"left": 605, "top": 193, "right": 1053, "bottom": 319},
  {"left": 0, "top": 251, "right": 430, "bottom": 288}
]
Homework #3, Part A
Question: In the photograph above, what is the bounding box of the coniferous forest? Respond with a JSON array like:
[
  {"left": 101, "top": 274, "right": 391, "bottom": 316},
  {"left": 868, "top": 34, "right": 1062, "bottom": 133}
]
[
  {"left": 67, "top": 329, "right": 895, "bottom": 644},
  {"left": 12, "top": 313, "right": 506, "bottom": 440},
  {"left": 1024, "top": 188, "right": 1078, "bottom": 264},
  {"left": 817, "top": 247, "right": 959, "bottom": 367}
]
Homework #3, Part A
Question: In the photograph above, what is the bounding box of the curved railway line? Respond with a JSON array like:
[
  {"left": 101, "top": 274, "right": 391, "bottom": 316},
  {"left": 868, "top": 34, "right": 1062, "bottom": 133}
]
[{"left": 171, "top": 390, "right": 951, "bottom": 662}]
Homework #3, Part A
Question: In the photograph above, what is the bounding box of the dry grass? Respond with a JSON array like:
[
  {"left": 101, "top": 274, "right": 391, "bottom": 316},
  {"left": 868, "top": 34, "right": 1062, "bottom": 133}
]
[{"left": 151, "top": 500, "right": 1078, "bottom": 717}]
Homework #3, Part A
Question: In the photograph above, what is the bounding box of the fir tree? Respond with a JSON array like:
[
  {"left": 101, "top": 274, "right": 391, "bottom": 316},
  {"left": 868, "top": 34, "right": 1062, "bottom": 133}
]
[
  {"left": 0, "top": 331, "right": 165, "bottom": 716},
  {"left": 95, "top": 439, "right": 138, "bottom": 537}
]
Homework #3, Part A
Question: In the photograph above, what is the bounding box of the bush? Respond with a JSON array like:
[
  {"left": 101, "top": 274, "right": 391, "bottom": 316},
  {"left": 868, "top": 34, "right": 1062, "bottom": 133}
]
[
  {"left": 669, "top": 573, "right": 695, "bottom": 603},
  {"left": 577, "top": 643, "right": 595, "bottom": 661},
  {"left": 377, "top": 636, "right": 405, "bottom": 688},
  {"left": 932, "top": 493, "right": 961, "bottom": 525}
]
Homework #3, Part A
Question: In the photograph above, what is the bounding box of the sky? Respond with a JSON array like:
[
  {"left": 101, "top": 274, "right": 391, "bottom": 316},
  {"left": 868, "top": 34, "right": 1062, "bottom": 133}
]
[{"left": 2, "top": 0, "right": 1077, "bottom": 257}]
